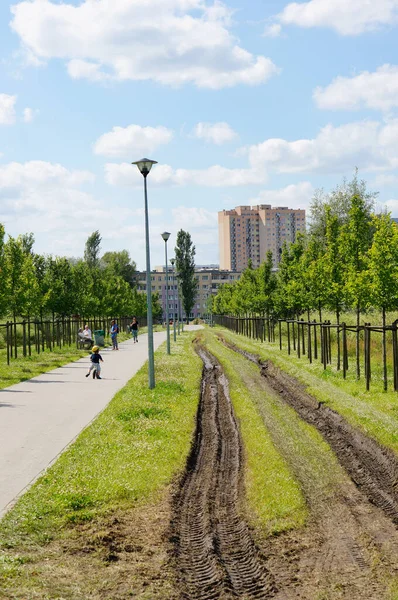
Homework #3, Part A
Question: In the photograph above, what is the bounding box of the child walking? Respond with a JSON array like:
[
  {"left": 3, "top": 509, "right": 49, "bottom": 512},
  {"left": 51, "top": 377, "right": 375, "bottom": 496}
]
[
  {"left": 130, "top": 317, "right": 139, "bottom": 343},
  {"left": 85, "top": 345, "right": 104, "bottom": 379}
]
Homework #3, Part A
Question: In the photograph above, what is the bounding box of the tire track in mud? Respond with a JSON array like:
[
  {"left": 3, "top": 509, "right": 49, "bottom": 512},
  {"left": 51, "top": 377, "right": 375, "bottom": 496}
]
[
  {"left": 172, "top": 344, "right": 274, "bottom": 599},
  {"left": 215, "top": 334, "right": 398, "bottom": 599},
  {"left": 218, "top": 336, "right": 398, "bottom": 526}
]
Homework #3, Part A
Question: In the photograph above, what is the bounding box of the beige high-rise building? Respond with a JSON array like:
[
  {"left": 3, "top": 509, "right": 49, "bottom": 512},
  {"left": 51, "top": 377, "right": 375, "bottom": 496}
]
[{"left": 219, "top": 204, "right": 306, "bottom": 271}]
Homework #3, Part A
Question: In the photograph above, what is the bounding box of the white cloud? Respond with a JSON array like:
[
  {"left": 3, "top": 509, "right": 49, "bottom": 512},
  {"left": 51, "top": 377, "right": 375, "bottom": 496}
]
[
  {"left": 105, "top": 162, "right": 266, "bottom": 187},
  {"left": 0, "top": 160, "right": 94, "bottom": 188},
  {"left": 380, "top": 198, "right": 398, "bottom": 217},
  {"left": 23, "top": 107, "right": 39, "bottom": 122},
  {"left": 263, "top": 23, "right": 282, "bottom": 37},
  {"left": 11, "top": 0, "right": 279, "bottom": 89},
  {"left": 246, "top": 119, "right": 398, "bottom": 175},
  {"left": 172, "top": 206, "right": 218, "bottom": 228},
  {"left": 193, "top": 122, "right": 238, "bottom": 145},
  {"left": 314, "top": 65, "right": 398, "bottom": 111},
  {"left": 0, "top": 94, "right": 17, "bottom": 125},
  {"left": 93, "top": 125, "right": 173, "bottom": 158},
  {"left": 278, "top": 0, "right": 398, "bottom": 35},
  {"left": 0, "top": 159, "right": 220, "bottom": 268},
  {"left": 249, "top": 182, "right": 314, "bottom": 209},
  {"left": 372, "top": 173, "right": 398, "bottom": 187},
  {"left": 0, "top": 160, "right": 146, "bottom": 259}
]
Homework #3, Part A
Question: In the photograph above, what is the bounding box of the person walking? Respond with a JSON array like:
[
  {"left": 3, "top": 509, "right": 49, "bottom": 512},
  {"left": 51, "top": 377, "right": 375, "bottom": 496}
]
[
  {"left": 130, "top": 317, "right": 139, "bottom": 343},
  {"left": 85, "top": 346, "right": 104, "bottom": 379},
  {"left": 110, "top": 320, "right": 119, "bottom": 350}
]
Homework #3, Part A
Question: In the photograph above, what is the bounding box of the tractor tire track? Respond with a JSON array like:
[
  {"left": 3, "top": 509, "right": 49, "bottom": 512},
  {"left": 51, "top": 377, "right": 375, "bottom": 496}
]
[
  {"left": 172, "top": 344, "right": 274, "bottom": 599},
  {"left": 218, "top": 335, "right": 398, "bottom": 526}
]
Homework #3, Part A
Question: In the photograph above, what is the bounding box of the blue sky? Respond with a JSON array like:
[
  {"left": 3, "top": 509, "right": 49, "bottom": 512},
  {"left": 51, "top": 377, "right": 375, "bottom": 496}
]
[{"left": 1, "top": 0, "right": 398, "bottom": 270}]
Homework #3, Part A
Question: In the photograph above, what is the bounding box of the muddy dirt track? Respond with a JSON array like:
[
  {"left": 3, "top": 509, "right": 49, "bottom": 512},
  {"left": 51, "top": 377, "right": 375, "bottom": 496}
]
[
  {"left": 172, "top": 344, "right": 274, "bottom": 599},
  {"left": 219, "top": 335, "right": 398, "bottom": 526},
  {"left": 173, "top": 335, "right": 398, "bottom": 599},
  {"left": 214, "top": 334, "right": 398, "bottom": 599}
]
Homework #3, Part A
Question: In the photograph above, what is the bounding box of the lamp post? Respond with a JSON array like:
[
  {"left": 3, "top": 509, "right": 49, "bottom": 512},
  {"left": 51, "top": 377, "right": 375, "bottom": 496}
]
[
  {"left": 132, "top": 158, "right": 157, "bottom": 389},
  {"left": 161, "top": 232, "right": 171, "bottom": 354},
  {"left": 170, "top": 258, "right": 177, "bottom": 340}
]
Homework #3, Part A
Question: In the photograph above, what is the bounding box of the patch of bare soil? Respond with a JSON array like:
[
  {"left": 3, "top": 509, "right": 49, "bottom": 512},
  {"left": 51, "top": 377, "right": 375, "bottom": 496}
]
[
  {"left": 218, "top": 334, "right": 398, "bottom": 599},
  {"left": 0, "top": 494, "right": 179, "bottom": 600},
  {"left": 171, "top": 344, "right": 274, "bottom": 599}
]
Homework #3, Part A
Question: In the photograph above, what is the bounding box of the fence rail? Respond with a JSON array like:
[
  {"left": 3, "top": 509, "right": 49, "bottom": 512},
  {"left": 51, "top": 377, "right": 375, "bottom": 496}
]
[
  {"left": 0, "top": 316, "right": 148, "bottom": 365},
  {"left": 213, "top": 315, "right": 398, "bottom": 392}
]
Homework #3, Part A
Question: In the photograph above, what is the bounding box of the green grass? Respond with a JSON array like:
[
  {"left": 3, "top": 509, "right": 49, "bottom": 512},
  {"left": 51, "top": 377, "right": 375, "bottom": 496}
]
[
  {"left": 215, "top": 326, "right": 398, "bottom": 456},
  {"left": 203, "top": 330, "right": 309, "bottom": 535},
  {"left": 0, "top": 332, "right": 201, "bottom": 557}
]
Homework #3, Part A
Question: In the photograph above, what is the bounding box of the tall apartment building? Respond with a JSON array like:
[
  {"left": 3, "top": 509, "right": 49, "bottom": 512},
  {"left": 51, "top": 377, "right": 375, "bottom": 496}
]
[
  {"left": 219, "top": 204, "right": 306, "bottom": 271},
  {"left": 134, "top": 266, "right": 241, "bottom": 320}
]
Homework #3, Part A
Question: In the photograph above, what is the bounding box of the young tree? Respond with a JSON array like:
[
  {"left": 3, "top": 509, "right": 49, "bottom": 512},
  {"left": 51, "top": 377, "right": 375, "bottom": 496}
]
[
  {"left": 275, "top": 236, "right": 306, "bottom": 319},
  {"left": 44, "top": 257, "right": 76, "bottom": 317},
  {"left": 213, "top": 282, "right": 235, "bottom": 315},
  {"left": 84, "top": 230, "right": 102, "bottom": 269},
  {"left": 341, "top": 194, "right": 374, "bottom": 377},
  {"left": 0, "top": 223, "right": 7, "bottom": 318},
  {"left": 367, "top": 213, "right": 398, "bottom": 390},
  {"left": 175, "top": 230, "right": 198, "bottom": 320}
]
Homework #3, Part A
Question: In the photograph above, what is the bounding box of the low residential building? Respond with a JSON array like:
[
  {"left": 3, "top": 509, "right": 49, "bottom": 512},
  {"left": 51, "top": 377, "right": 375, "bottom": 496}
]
[{"left": 133, "top": 266, "right": 241, "bottom": 320}]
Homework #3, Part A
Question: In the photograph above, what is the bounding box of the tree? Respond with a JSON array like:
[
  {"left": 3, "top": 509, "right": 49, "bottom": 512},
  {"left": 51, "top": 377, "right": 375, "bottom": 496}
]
[
  {"left": 275, "top": 236, "right": 306, "bottom": 319},
  {"left": 20, "top": 232, "right": 35, "bottom": 255},
  {"left": 367, "top": 213, "right": 398, "bottom": 390},
  {"left": 258, "top": 251, "right": 277, "bottom": 319},
  {"left": 0, "top": 223, "right": 7, "bottom": 318},
  {"left": 340, "top": 195, "right": 373, "bottom": 377},
  {"left": 44, "top": 257, "right": 76, "bottom": 317},
  {"left": 101, "top": 250, "right": 137, "bottom": 288},
  {"left": 175, "top": 230, "right": 198, "bottom": 320},
  {"left": 84, "top": 230, "right": 101, "bottom": 269},
  {"left": 309, "top": 171, "right": 376, "bottom": 241}
]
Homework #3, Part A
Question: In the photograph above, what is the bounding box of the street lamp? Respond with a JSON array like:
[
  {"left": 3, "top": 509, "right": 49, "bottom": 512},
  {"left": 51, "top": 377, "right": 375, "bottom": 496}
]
[
  {"left": 170, "top": 258, "right": 178, "bottom": 340},
  {"left": 161, "top": 232, "right": 171, "bottom": 354},
  {"left": 132, "top": 157, "right": 157, "bottom": 389}
]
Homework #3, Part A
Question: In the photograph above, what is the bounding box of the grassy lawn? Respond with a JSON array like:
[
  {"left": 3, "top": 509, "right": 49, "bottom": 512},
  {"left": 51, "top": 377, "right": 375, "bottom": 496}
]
[
  {"left": 0, "top": 332, "right": 202, "bottom": 599},
  {"left": 215, "top": 326, "right": 398, "bottom": 456}
]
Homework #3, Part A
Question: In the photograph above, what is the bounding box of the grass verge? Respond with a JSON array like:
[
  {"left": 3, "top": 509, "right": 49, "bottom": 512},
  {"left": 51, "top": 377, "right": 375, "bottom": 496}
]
[
  {"left": 0, "top": 332, "right": 202, "bottom": 599},
  {"left": 215, "top": 326, "right": 398, "bottom": 456}
]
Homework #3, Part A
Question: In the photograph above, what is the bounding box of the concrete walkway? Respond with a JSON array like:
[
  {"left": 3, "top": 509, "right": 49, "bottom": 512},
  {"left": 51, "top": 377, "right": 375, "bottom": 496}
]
[{"left": 0, "top": 332, "right": 167, "bottom": 517}]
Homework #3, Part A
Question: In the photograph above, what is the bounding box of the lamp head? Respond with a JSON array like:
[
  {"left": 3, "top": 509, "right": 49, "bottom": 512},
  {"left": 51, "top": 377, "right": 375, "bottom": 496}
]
[
  {"left": 132, "top": 158, "right": 158, "bottom": 177},
  {"left": 161, "top": 231, "right": 171, "bottom": 242},
  {"left": 170, "top": 258, "right": 175, "bottom": 266}
]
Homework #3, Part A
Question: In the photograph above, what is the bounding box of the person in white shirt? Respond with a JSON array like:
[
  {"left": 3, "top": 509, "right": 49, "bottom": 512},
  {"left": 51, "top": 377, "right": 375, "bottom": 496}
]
[{"left": 83, "top": 324, "right": 93, "bottom": 341}]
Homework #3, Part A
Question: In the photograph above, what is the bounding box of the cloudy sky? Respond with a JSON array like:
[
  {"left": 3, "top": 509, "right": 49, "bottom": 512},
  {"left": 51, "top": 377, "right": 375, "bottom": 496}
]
[{"left": 1, "top": 0, "right": 398, "bottom": 269}]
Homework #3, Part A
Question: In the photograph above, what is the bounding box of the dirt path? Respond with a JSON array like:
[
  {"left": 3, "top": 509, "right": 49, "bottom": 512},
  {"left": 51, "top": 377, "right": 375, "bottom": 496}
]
[
  {"left": 172, "top": 344, "right": 274, "bottom": 599},
  {"left": 217, "top": 334, "right": 398, "bottom": 599}
]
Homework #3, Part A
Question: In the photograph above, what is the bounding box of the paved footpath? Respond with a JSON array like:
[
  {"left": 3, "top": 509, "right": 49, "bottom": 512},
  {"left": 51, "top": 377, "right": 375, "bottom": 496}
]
[{"left": 0, "top": 332, "right": 166, "bottom": 517}]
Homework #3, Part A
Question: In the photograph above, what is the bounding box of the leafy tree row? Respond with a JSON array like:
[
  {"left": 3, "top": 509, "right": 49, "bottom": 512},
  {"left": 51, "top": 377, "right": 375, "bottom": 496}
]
[
  {"left": 0, "top": 227, "right": 162, "bottom": 322},
  {"left": 213, "top": 174, "right": 398, "bottom": 376}
]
